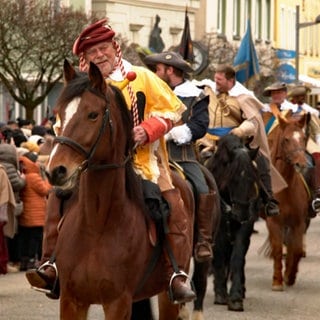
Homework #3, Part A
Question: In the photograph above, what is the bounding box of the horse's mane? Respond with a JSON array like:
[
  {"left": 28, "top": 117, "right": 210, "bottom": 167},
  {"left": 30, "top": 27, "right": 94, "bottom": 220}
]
[
  {"left": 56, "top": 71, "right": 144, "bottom": 205},
  {"left": 110, "top": 85, "right": 144, "bottom": 204},
  {"left": 207, "top": 134, "right": 258, "bottom": 191}
]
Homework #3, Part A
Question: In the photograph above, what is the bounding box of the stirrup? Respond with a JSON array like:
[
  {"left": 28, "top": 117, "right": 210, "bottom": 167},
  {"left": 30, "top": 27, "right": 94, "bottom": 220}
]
[
  {"left": 311, "top": 198, "right": 320, "bottom": 213},
  {"left": 31, "top": 261, "right": 59, "bottom": 299},
  {"left": 168, "top": 270, "right": 194, "bottom": 304}
]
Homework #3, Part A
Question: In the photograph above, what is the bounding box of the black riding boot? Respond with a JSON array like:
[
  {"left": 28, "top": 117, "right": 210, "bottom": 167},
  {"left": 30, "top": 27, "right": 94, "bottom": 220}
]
[
  {"left": 311, "top": 153, "right": 320, "bottom": 215},
  {"left": 141, "top": 180, "right": 195, "bottom": 304},
  {"left": 256, "top": 152, "right": 279, "bottom": 217}
]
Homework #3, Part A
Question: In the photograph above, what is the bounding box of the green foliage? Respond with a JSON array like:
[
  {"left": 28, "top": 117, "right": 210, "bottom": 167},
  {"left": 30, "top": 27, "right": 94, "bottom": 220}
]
[{"left": 0, "top": 0, "right": 96, "bottom": 119}]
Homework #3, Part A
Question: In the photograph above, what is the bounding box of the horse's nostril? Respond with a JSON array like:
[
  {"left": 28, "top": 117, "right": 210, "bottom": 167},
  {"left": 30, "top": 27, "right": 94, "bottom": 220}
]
[{"left": 51, "top": 166, "right": 67, "bottom": 185}]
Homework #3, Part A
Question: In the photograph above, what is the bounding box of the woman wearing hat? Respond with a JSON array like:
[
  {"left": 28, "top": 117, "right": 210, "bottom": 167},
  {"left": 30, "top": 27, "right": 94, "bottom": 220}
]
[{"left": 26, "top": 19, "right": 196, "bottom": 303}]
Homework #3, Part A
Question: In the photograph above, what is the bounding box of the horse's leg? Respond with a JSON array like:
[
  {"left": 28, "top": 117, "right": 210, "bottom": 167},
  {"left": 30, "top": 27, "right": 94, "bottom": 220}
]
[
  {"left": 131, "top": 299, "right": 154, "bottom": 320},
  {"left": 191, "top": 260, "right": 210, "bottom": 319},
  {"left": 228, "top": 222, "right": 254, "bottom": 312},
  {"left": 212, "top": 224, "right": 230, "bottom": 305},
  {"left": 102, "top": 295, "right": 133, "bottom": 320},
  {"left": 284, "top": 222, "right": 305, "bottom": 286},
  {"left": 158, "top": 291, "right": 180, "bottom": 320},
  {"left": 60, "top": 295, "right": 89, "bottom": 320},
  {"left": 266, "top": 218, "right": 284, "bottom": 291}
]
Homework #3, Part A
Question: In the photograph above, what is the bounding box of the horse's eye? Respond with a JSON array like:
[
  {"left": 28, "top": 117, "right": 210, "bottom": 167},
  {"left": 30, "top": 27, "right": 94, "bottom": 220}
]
[{"left": 88, "top": 112, "right": 99, "bottom": 120}]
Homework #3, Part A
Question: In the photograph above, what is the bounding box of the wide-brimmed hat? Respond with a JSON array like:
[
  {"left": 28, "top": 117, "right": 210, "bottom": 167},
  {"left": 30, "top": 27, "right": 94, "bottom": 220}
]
[
  {"left": 263, "top": 82, "right": 287, "bottom": 97},
  {"left": 73, "top": 19, "right": 115, "bottom": 56},
  {"left": 287, "top": 84, "right": 311, "bottom": 97},
  {"left": 143, "top": 51, "right": 193, "bottom": 73}
]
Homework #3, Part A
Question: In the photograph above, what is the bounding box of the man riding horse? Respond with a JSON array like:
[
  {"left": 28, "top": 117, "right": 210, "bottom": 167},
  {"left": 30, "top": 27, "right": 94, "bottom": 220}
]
[
  {"left": 196, "top": 65, "right": 286, "bottom": 216},
  {"left": 26, "top": 19, "right": 196, "bottom": 303},
  {"left": 261, "top": 82, "right": 320, "bottom": 217},
  {"left": 143, "top": 51, "right": 217, "bottom": 263}
]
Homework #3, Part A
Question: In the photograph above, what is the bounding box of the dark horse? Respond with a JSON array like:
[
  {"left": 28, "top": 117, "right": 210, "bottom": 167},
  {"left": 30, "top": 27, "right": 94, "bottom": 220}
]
[
  {"left": 133, "top": 165, "right": 221, "bottom": 320},
  {"left": 205, "top": 134, "right": 261, "bottom": 312},
  {"left": 45, "top": 60, "right": 194, "bottom": 319},
  {"left": 265, "top": 115, "right": 309, "bottom": 291}
]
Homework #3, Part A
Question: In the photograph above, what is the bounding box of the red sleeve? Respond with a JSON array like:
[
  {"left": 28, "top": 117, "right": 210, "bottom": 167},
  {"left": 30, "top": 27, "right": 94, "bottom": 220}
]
[{"left": 140, "top": 117, "right": 173, "bottom": 143}]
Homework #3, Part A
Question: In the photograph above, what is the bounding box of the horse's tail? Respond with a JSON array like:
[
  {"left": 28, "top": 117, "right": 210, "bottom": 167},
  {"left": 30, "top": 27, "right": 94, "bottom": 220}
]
[{"left": 258, "top": 235, "right": 272, "bottom": 258}]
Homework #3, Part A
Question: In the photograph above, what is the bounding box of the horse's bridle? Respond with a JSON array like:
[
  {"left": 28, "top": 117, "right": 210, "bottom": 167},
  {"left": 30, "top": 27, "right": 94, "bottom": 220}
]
[
  {"left": 54, "top": 89, "right": 131, "bottom": 172},
  {"left": 221, "top": 180, "right": 259, "bottom": 225}
]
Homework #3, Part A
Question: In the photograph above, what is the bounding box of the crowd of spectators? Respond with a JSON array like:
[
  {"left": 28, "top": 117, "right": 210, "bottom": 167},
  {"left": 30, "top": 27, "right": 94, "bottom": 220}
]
[{"left": 0, "top": 118, "right": 54, "bottom": 275}]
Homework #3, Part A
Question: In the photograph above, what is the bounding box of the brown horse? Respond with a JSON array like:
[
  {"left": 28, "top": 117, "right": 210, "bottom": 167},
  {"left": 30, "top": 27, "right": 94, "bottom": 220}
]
[
  {"left": 266, "top": 115, "right": 309, "bottom": 291},
  {"left": 46, "top": 60, "right": 194, "bottom": 319}
]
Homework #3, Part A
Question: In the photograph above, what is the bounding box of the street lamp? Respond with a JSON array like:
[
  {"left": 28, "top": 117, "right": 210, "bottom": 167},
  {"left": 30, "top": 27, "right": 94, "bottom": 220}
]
[{"left": 295, "top": 5, "right": 320, "bottom": 83}]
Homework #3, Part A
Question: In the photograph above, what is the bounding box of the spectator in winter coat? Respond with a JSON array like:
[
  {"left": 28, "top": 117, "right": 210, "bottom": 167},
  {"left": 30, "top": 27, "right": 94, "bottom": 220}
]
[
  {"left": 18, "top": 152, "right": 52, "bottom": 271},
  {"left": 0, "top": 143, "right": 26, "bottom": 272},
  {"left": 0, "top": 164, "right": 16, "bottom": 274}
]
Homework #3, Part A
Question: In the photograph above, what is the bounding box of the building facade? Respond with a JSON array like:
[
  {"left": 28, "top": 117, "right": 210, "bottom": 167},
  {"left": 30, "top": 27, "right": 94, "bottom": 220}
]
[{"left": 1, "top": 0, "right": 319, "bottom": 123}]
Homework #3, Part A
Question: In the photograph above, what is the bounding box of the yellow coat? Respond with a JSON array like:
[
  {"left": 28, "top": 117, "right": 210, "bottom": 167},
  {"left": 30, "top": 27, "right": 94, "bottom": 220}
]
[{"left": 110, "top": 65, "right": 185, "bottom": 189}]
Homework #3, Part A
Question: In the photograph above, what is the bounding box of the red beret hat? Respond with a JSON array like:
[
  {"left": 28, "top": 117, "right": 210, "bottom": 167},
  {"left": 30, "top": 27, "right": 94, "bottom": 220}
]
[{"left": 73, "top": 19, "right": 115, "bottom": 55}]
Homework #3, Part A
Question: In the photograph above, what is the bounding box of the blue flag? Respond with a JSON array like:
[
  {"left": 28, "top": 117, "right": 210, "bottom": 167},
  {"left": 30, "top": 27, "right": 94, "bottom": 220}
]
[{"left": 233, "top": 19, "right": 260, "bottom": 83}]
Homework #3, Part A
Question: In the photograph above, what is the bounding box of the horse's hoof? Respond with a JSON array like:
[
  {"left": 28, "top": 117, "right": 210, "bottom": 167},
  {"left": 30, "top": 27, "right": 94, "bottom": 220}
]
[
  {"left": 214, "top": 294, "right": 228, "bottom": 305},
  {"left": 271, "top": 283, "right": 284, "bottom": 291},
  {"left": 228, "top": 299, "right": 244, "bottom": 312},
  {"left": 284, "top": 275, "right": 296, "bottom": 286},
  {"left": 191, "top": 310, "right": 204, "bottom": 320}
]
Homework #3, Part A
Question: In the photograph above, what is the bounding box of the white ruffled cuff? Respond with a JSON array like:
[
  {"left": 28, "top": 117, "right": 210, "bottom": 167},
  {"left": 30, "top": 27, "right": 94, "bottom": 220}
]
[{"left": 168, "top": 124, "right": 192, "bottom": 145}]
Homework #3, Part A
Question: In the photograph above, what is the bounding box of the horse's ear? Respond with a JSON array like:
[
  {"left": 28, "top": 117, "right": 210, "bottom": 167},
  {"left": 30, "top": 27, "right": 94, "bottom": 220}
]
[
  {"left": 297, "top": 113, "right": 308, "bottom": 129},
  {"left": 63, "top": 59, "right": 77, "bottom": 83},
  {"left": 248, "top": 147, "right": 259, "bottom": 161},
  {"left": 278, "top": 115, "right": 288, "bottom": 129},
  {"left": 88, "top": 62, "right": 107, "bottom": 93}
]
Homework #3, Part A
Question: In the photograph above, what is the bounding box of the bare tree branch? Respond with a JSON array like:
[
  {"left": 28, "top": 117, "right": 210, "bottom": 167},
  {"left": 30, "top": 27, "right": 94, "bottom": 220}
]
[{"left": 0, "top": 0, "right": 96, "bottom": 119}]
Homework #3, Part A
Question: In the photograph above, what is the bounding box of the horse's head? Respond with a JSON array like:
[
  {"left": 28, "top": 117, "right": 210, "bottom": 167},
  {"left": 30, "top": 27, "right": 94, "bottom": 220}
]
[
  {"left": 47, "top": 60, "right": 133, "bottom": 190},
  {"left": 208, "top": 134, "right": 260, "bottom": 223},
  {"left": 273, "top": 115, "right": 307, "bottom": 171}
]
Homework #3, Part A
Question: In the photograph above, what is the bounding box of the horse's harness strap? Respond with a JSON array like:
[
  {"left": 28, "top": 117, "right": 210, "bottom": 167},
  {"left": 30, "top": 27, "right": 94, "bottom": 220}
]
[{"left": 134, "top": 239, "right": 162, "bottom": 296}]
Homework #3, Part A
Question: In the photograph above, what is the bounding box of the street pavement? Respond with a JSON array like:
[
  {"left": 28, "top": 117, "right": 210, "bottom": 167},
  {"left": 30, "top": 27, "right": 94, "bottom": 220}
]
[{"left": 1, "top": 218, "right": 320, "bottom": 319}]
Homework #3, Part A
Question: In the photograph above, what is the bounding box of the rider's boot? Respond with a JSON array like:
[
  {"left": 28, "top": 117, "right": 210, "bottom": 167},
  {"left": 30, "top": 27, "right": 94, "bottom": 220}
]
[
  {"left": 194, "top": 192, "right": 215, "bottom": 262},
  {"left": 256, "top": 153, "right": 279, "bottom": 217},
  {"left": 161, "top": 188, "right": 196, "bottom": 304},
  {"left": 311, "top": 152, "right": 320, "bottom": 215},
  {"left": 25, "top": 193, "right": 61, "bottom": 292}
]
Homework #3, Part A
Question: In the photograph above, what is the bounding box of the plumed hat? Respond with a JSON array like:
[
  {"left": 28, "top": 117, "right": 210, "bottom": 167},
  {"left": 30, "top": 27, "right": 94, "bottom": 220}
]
[
  {"left": 287, "top": 84, "right": 311, "bottom": 98},
  {"left": 263, "top": 82, "right": 287, "bottom": 97},
  {"left": 143, "top": 51, "right": 194, "bottom": 73},
  {"left": 73, "top": 19, "right": 115, "bottom": 56}
]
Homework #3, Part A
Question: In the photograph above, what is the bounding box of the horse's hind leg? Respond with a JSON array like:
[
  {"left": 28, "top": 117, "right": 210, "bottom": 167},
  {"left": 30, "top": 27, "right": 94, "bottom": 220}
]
[
  {"left": 158, "top": 291, "right": 180, "bottom": 320},
  {"left": 60, "top": 297, "right": 89, "bottom": 320},
  {"left": 131, "top": 299, "right": 154, "bottom": 320},
  {"left": 284, "top": 224, "right": 304, "bottom": 286},
  {"left": 192, "top": 260, "right": 210, "bottom": 316}
]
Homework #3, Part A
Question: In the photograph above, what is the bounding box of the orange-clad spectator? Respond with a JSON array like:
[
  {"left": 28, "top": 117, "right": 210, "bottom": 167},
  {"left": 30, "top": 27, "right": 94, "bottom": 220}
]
[{"left": 18, "top": 152, "right": 52, "bottom": 271}]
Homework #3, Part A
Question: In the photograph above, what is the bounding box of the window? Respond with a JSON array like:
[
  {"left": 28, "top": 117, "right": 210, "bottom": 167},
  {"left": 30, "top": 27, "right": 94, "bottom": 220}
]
[
  {"left": 233, "top": 0, "right": 241, "bottom": 39},
  {"left": 217, "top": 0, "right": 226, "bottom": 35}
]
